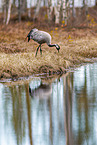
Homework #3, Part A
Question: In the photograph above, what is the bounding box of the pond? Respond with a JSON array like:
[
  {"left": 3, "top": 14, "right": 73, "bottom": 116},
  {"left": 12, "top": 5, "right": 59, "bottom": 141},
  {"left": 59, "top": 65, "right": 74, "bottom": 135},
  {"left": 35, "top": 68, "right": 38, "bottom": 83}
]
[{"left": 0, "top": 62, "right": 97, "bottom": 145}]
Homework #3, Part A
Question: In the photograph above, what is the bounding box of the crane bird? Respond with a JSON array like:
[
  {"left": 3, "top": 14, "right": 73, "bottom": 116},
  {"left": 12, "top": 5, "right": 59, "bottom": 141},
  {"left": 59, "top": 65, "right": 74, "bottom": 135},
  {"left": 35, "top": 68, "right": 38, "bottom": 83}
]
[{"left": 26, "top": 28, "right": 60, "bottom": 56}]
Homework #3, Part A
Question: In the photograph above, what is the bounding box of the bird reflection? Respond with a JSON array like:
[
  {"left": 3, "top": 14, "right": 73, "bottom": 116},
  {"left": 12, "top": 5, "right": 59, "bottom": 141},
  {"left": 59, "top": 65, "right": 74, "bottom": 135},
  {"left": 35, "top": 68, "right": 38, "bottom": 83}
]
[{"left": 29, "top": 83, "right": 52, "bottom": 99}]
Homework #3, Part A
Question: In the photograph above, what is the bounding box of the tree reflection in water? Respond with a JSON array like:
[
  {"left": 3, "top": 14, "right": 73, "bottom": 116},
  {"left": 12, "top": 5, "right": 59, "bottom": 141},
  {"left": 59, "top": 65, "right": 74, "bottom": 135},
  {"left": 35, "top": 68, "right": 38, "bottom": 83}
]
[{"left": 0, "top": 63, "right": 97, "bottom": 145}]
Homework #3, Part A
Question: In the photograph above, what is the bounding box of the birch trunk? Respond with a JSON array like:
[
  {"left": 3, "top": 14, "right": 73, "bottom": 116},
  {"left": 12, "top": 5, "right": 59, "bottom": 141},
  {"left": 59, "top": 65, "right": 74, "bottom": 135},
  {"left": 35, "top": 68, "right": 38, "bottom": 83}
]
[
  {"left": 3, "top": 0, "right": 8, "bottom": 24},
  {"left": 83, "top": 0, "right": 88, "bottom": 15},
  {"left": 72, "top": 0, "right": 76, "bottom": 17},
  {"left": 48, "top": 0, "right": 53, "bottom": 21},
  {"left": 85, "top": 0, "right": 88, "bottom": 15},
  {"left": 62, "top": 0, "right": 67, "bottom": 25},
  {"left": 28, "top": 0, "right": 32, "bottom": 18},
  {"left": 62, "top": 0, "right": 70, "bottom": 25},
  {"left": 3, "top": 2, "right": 6, "bottom": 23},
  {"left": 55, "top": 0, "right": 61, "bottom": 24},
  {"left": 18, "top": 0, "right": 21, "bottom": 22},
  {"left": 28, "top": 8, "right": 31, "bottom": 18},
  {"left": 34, "top": 0, "right": 41, "bottom": 19},
  {"left": 6, "top": 0, "right": 12, "bottom": 25}
]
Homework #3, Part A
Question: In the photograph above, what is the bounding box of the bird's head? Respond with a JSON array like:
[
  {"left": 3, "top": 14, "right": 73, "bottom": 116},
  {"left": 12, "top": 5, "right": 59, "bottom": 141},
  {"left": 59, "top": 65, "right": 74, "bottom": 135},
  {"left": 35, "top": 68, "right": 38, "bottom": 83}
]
[
  {"left": 27, "top": 28, "right": 38, "bottom": 42},
  {"left": 55, "top": 44, "right": 60, "bottom": 53}
]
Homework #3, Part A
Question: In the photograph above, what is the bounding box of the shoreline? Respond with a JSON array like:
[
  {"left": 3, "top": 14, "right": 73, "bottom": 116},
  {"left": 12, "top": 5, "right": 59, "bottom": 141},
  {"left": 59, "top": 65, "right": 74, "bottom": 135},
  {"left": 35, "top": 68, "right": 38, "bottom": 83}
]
[
  {"left": 0, "top": 24, "right": 97, "bottom": 81},
  {"left": 0, "top": 58, "right": 96, "bottom": 83}
]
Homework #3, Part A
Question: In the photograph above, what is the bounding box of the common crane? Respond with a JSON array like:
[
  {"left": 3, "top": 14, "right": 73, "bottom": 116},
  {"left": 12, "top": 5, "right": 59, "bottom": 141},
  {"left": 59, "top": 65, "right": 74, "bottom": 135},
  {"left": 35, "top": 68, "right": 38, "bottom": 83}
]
[{"left": 26, "top": 28, "right": 60, "bottom": 56}]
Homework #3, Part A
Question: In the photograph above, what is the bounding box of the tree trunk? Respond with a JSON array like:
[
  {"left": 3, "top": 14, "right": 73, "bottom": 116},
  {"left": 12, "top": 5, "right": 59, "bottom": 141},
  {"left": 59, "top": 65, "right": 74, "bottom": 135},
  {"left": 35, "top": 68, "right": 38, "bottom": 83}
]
[
  {"left": 55, "top": 0, "right": 61, "bottom": 24},
  {"left": 96, "top": 0, "right": 97, "bottom": 6},
  {"left": 28, "top": 8, "right": 31, "bottom": 18},
  {"left": 22, "top": 0, "right": 27, "bottom": 13},
  {"left": 85, "top": 0, "right": 88, "bottom": 15},
  {"left": 3, "top": 2, "right": 7, "bottom": 23},
  {"left": 28, "top": 0, "right": 32, "bottom": 18},
  {"left": 83, "top": 0, "right": 88, "bottom": 15},
  {"left": 3, "top": 0, "right": 8, "bottom": 24},
  {"left": 18, "top": 0, "right": 21, "bottom": 22},
  {"left": 34, "top": 0, "right": 41, "bottom": 19},
  {"left": 13, "top": 0, "right": 16, "bottom": 7},
  {"left": 6, "top": 0, "right": 12, "bottom": 25},
  {"left": 48, "top": 0, "right": 53, "bottom": 21},
  {"left": 72, "top": 0, "right": 76, "bottom": 18},
  {"left": 62, "top": 0, "right": 67, "bottom": 25},
  {"left": 44, "top": 0, "right": 45, "bottom": 6}
]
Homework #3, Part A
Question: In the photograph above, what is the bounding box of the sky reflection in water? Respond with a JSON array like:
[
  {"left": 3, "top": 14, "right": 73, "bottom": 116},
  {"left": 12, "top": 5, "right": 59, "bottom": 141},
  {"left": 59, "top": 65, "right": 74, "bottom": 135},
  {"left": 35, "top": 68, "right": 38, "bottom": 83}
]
[{"left": 0, "top": 63, "right": 97, "bottom": 145}]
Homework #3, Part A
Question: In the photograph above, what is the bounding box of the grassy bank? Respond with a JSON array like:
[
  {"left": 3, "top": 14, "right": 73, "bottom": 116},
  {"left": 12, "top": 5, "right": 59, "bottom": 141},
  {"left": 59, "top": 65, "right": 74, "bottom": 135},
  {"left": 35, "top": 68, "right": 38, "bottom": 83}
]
[{"left": 0, "top": 23, "right": 97, "bottom": 80}]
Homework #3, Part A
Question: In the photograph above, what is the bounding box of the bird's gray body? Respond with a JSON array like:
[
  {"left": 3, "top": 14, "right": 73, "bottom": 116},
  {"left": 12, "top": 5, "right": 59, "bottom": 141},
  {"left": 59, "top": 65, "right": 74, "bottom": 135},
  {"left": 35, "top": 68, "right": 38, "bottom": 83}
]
[{"left": 28, "top": 29, "right": 51, "bottom": 45}]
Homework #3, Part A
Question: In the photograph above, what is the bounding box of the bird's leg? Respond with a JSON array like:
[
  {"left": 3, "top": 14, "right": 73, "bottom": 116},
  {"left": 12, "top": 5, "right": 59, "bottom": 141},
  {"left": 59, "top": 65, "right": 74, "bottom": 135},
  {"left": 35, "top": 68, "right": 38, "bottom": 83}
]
[
  {"left": 35, "top": 44, "right": 41, "bottom": 57},
  {"left": 40, "top": 45, "right": 42, "bottom": 55}
]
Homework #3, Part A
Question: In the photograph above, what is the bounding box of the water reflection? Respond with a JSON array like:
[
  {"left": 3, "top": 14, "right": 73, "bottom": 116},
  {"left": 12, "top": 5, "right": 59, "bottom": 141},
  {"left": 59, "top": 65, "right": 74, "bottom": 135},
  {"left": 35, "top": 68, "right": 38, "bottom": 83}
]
[
  {"left": 0, "top": 63, "right": 97, "bottom": 145},
  {"left": 29, "top": 82, "right": 52, "bottom": 99}
]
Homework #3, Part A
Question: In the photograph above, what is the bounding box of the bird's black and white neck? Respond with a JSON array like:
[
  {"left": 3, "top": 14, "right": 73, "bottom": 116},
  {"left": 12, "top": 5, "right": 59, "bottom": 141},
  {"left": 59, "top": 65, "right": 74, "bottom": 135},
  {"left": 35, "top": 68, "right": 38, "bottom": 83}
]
[{"left": 48, "top": 44, "right": 60, "bottom": 52}]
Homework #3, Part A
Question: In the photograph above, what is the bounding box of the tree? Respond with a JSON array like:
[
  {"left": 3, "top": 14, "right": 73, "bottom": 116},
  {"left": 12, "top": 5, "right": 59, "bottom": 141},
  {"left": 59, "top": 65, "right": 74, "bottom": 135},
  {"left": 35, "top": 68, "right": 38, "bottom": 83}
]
[
  {"left": 3, "top": 0, "right": 7, "bottom": 23},
  {"left": 55, "top": 0, "right": 69, "bottom": 25},
  {"left": 18, "top": 0, "right": 27, "bottom": 22},
  {"left": 34, "top": 0, "right": 41, "bottom": 19},
  {"left": 18, "top": 0, "right": 21, "bottom": 22},
  {"left": 83, "top": 0, "right": 88, "bottom": 15},
  {"left": 48, "top": 0, "right": 53, "bottom": 21},
  {"left": 28, "top": 0, "right": 32, "bottom": 18},
  {"left": 55, "top": 0, "right": 61, "bottom": 24},
  {"left": 3, "top": 0, "right": 12, "bottom": 24},
  {"left": 71, "top": 0, "right": 76, "bottom": 18},
  {"left": 22, "top": 0, "right": 27, "bottom": 13},
  {"left": 62, "top": 0, "right": 67, "bottom": 25},
  {"left": 6, "top": 0, "right": 12, "bottom": 24},
  {"left": 95, "top": 0, "right": 97, "bottom": 6}
]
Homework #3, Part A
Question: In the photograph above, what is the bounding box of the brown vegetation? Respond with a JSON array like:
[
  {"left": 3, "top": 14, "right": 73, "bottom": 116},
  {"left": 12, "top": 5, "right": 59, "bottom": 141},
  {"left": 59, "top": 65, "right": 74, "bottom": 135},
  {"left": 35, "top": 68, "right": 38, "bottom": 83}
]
[{"left": 0, "top": 9, "right": 97, "bottom": 80}]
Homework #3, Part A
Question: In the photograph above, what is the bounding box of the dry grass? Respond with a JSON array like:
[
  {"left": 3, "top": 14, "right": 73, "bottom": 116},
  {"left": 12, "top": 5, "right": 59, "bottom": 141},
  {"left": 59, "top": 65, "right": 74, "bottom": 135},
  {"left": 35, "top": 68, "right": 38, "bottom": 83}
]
[{"left": 0, "top": 22, "right": 97, "bottom": 80}]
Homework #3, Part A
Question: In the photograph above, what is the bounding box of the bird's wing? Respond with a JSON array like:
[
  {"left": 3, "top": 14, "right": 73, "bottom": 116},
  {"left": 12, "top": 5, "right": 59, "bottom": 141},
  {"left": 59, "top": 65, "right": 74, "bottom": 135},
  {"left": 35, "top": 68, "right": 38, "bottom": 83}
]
[
  {"left": 33, "top": 31, "right": 51, "bottom": 44},
  {"left": 32, "top": 32, "right": 43, "bottom": 39},
  {"left": 32, "top": 32, "right": 46, "bottom": 44}
]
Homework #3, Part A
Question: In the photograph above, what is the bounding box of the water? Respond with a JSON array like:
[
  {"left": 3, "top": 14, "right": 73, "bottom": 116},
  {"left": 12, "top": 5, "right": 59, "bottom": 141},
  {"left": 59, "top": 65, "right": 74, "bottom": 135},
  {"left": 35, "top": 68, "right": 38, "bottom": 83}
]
[{"left": 0, "top": 63, "right": 97, "bottom": 145}]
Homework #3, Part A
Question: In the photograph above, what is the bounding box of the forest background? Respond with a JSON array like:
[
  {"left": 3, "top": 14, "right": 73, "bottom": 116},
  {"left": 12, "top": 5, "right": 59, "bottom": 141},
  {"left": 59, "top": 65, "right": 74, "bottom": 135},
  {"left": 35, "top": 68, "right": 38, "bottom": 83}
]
[{"left": 0, "top": 0, "right": 97, "bottom": 26}]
